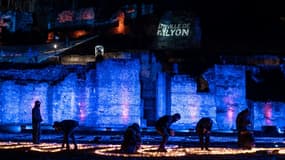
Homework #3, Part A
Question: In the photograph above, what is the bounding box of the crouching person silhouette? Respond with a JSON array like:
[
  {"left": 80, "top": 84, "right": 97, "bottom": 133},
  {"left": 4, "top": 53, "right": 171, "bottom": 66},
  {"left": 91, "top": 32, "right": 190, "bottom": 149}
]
[
  {"left": 53, "top": 119, "right": 79, "bottom": 150},
  {"left": 120, "top": 123, "right": 142, "bottom": 154},
  {"left": 236, "top": 108, "right": 255, "bottom": 149}
]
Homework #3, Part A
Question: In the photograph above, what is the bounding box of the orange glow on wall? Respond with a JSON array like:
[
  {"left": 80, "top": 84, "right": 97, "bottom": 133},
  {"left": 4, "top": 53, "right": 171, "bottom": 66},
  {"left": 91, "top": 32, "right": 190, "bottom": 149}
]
[
  {"left": 72, "top": 30, "right": 88, "bottom": 39},
  {"left": 126, "top": 8, "right": 135, "bottom": 14},
  {"left": 46, "top": 32, "right": 54, "bottom": 43},
  {"left": 114, "top": 12, "right": 126, "bottom": 34}
]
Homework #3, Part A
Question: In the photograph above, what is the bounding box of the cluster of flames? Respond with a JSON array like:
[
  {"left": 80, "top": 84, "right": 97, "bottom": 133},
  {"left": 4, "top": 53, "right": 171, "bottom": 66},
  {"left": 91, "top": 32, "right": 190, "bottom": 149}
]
[
  {"left": 94, "top": 144, "right": 283, "bottom": 157},
  {"left": 0, "top": 142, "right": 95, "bottom": 152},
  {"left": 1, "top": 142, "right": 285, "bottom": 157}
]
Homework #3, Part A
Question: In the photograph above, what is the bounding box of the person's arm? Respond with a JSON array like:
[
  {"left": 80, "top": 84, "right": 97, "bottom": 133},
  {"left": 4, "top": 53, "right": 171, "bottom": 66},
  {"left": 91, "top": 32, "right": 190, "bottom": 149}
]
[
  {"left": 135, "top": 132, "right": 142, "bottom": 146},
  {"left": 33, "top": 108, "right": 43, "bottom": 122},
  {"left": 37, "top": 109, "right": 43, "bottom": 122},
  {"left": 206, "top": 120, "right": 213, "bottom": 134}
]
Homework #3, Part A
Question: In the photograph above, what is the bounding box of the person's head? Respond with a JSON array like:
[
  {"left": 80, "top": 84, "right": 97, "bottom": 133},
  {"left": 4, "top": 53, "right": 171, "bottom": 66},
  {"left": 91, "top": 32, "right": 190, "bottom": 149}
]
[
  {"left": 243, "top": 108, "right": 249, "bottom": 114},
  {"left": 53, "top": 121, "right": 62, "bottom": 132},
  {"left": 131, "top": 123, "right": 140, "bottom": 132},
  {"left": 172, "top": 113, "right": 181, "bottom": 122},
  {"left": 35, "top": 100, "right": 41, "bottom": 107}
]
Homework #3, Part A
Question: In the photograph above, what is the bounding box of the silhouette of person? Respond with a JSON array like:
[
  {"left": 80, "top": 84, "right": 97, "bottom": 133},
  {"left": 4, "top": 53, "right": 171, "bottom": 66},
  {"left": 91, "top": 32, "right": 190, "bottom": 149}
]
[
  {"left": 236, "top": 108, "right": 255, "bottom": 149},
  {"left": 32, "top": 100, "right": 43, "bottom": 144},
  {"left": 53, "top": 120, "right": 79, "bottom": 150},
  {"left": 155, "top": 113, "right": 181, "bottom": 152},
  {"left": 196, "top": 117, "right": 213, "bottom": 151},
  {"left": 120, "top": 123, "right": 142, "bottom": 153}
]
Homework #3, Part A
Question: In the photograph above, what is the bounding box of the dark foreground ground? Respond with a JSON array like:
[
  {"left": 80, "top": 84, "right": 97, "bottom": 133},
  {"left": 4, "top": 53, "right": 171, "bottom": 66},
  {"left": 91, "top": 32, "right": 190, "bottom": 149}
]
[{"left": 1, "top": 147, "right": 285, "bottom": 160}]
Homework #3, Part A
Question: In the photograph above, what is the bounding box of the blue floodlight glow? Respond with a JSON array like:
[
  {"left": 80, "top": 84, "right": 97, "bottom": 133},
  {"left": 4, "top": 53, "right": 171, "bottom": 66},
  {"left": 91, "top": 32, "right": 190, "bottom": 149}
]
[{"left": 0, "top": 59, "right": 285, "bottom": 132}]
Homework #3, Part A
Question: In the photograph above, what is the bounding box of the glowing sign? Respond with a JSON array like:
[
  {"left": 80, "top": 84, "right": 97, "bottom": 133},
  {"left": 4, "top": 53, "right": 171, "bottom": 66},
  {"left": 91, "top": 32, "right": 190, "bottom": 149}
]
[
  {"left": 153, "top": 11, "right": 201, "bottom": 49},
  {"left": 157, "top": 23, "right": 191, "bottom": 37}
]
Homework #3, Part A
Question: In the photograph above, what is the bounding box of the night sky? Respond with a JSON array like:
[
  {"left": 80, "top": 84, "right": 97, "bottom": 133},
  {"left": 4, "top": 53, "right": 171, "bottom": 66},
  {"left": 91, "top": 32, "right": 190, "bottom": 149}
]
[{"left": 191, "top": 0, "right": 285, "bottom": 51}]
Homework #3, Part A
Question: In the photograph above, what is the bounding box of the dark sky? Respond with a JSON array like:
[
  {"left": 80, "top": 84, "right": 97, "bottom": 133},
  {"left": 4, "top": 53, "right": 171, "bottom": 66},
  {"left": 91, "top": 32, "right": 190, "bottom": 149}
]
[{"left": 196, "top": 1, "right": 285, "bottom": 51}]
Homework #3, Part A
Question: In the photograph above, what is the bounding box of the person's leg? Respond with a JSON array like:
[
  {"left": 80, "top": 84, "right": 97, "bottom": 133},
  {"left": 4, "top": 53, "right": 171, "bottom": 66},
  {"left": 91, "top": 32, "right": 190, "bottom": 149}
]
[
  {"left": 70, "top": 132, "right": 77, "bottom": 150},
  {"left": 239, "top": 131, "right": 246, "bottom": 149},
  {"left": 63, "top": 133, "right": 70, "bottom": 150},
  {"left": 32, "top": 123, "right": 36, "bottom": 143},
  {"left": 127, "top": 145, "right": 136, "bottom": 153},
  {"left": 237, "top": 131, "right": 242, "bottom": 147},
  {"left": 205, "top": 134, "right": 210, "bottom": 151},
  {"left": 32, "top": 123, "right": 37, "bottom": 143},
  {"left": 198, "top": 134, "right": 204, "bottom": 150},
  {"left": 61, "top": 140, "right": 65, "bottom": 148},
  {"left": 32, "top": 123, "right": 40, "bottom": 144},
  {"left": 159, "top": 128, "right": 169, "bottom": 151},
  {"left": 244, "top": 132, "right": 255, "bottom": 149},
  {"left": 160, "top": 134, "right": 169, "bottom": 148},
  {"left": 37, "top": 123, "right": 41, "bottom": 143}
]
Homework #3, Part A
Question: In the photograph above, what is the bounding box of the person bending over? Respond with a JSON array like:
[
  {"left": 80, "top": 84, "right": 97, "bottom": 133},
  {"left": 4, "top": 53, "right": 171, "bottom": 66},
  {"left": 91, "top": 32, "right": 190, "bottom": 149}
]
[
  {"left": 196, "top": 117, "right": 213, "bottom": 151},
  {"left": 53, "top": 119, "right": 79, "bottom": 150},
  {"left": 155, "top": 113, "right": 181, "bottom": 152}
]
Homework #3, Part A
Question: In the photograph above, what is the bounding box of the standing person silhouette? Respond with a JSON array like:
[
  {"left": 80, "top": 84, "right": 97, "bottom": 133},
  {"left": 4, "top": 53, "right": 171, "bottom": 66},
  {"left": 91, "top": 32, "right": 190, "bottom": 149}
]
[
  {"left": 32, "top": 100, "right": 43, "bottom": 144},
  {"left": 196, "top": 117, "right": 213, "bottom": 151},
  {"left": 53, "top": 120, "right": 79, "bottom": 150},
  {"left": 155, "top": 113, "right": 181, "bottom": 152}
]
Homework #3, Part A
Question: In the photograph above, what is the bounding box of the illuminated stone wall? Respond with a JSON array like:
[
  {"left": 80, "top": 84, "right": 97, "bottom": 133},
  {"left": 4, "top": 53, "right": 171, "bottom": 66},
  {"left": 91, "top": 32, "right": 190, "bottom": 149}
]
[
  {"left": 92, "top": 60, "right": 141, "bottom": 128},
  {"left": 171, "top": 65, "right": 247, "bottom": 131},
  {"left": 170, "top": 69, "right": 216, "bottom": 130},
  {"left": 0, "top": 59, "right": 141, "bottom": 129},
  {"left": 214, "top": 65, "right": 247, "bottom": 131},
  {"left": 0, "top": 81, "right": 49, "bottom": 124},
  {"left": 1, "top": 60, "right": 285, "bottom": 132},
  {"left": 253, "top": 101, "right": 285, "bottom": 131}
]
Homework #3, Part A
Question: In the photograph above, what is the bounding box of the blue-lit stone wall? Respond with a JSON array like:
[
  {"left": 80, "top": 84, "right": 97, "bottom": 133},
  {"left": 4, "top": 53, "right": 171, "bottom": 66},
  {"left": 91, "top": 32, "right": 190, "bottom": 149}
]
[
  {"left": 156, "top": 72, "right": 167, "bottom": 119},
  {"left": 2, "top": 59, "right": 285, "bottom": 132},
  {"left": 253, "top": 101, "right": 285, "bottom": 130},
  {"left": 93, "top": 60, "right": 141, "bottom": 128},
  {"left": 0, "top": 81, "right": 49, "bottom": 124},
  {"left": 215, "top": 65, "right": 247, "bottom": 130},
  {"left": 171, "top": 65, "right": 247, "bottom": 131},
  {"left": 170, "top": 68, "right": 216, "bottom": 130},
  {"left": 0, "top": 59, "right": 141, "bottom": 129}
]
